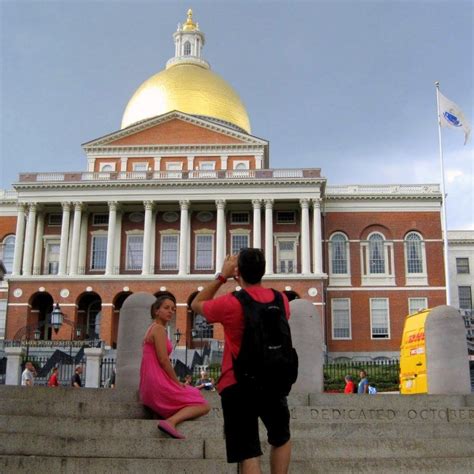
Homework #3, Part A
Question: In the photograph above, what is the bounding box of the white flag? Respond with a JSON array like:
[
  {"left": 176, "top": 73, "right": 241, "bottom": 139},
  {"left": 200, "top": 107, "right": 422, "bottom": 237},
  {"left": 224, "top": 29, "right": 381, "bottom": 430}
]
[{"left": 438, "top": 91, "right": 471, "bottom": 145}]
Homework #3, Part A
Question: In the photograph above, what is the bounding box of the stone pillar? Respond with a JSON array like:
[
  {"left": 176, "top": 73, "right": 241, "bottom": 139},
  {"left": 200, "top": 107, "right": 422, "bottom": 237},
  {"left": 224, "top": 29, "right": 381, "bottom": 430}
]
[
  {"left": 178, "top": 200, "right": 189, "bottom": 275},
  {"left": 105, "top": 201, "right": 118, "bottom": 275},
  {"left": 58, "top": 202, "right": 71, "bottom": 276},
  {"left": 264, "top": 199, "right": 274, "bottom": 275},
  {"left": 215, "top": 199, "right": 226, "bottom": 271},
  {"left": 300, "top": 198, "right": 311, "bottom": 274},
  {"left": 120, "top": 157, "right": 127, "bottom": 172},
  {"left": 289, "top": 299, "right": 324, "bottom": 393},
  {"left": 312, "top": 198, "right": 323, "bottom": 274},
  {"left": 78, "top": 211, "right": 88, "bottom": 274},
  {"left": 12, "top": 204, "right": 26, "bottom": 276},
  {"left": 69, "top": 202, "right": 83, "bottom": 275},
  {"left": 84, "top": 347, "right": 105, "bottom": 388},
  {"left": 5, "top": 346, "right": 25, "bottom": 386},
  {"left": 425, "top": 305, "right": 471, "bottom": 394},
  {"left": 32, "top": 211, "right": 45, "bottom": 275},
  {"left": 142, "top": 201, "right": 154, "bottom": 275},
  {"left": 252, "top": 199, "right": 262, "bottom": 249},
  {"left": 22, "top": 203, "right": 37, "bottom": 276}
]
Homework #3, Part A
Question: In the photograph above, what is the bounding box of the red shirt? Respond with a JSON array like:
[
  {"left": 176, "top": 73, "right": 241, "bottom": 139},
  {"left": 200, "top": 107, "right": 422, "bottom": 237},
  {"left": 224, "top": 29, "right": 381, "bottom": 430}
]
[
  {"left": 48, "top": 373, "right": 59, "bottom": 387},
  {"left": 344, "top": 381, "right": 355, "bottom": 394},
  {"left": 202, "top": 286, "right": 290, "bottom": 393}
]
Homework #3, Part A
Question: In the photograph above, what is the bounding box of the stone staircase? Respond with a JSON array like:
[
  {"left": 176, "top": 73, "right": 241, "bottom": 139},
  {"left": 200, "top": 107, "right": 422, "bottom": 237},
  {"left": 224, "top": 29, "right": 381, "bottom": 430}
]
[{"left": 0, "top": 386, "right": 473, "bottom": 473}]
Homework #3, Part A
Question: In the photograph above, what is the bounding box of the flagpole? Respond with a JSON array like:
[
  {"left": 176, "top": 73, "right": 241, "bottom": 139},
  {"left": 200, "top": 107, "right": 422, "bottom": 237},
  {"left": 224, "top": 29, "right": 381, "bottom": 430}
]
[{"left": 435, "top": 81, "right": 451, "bottom": 306}]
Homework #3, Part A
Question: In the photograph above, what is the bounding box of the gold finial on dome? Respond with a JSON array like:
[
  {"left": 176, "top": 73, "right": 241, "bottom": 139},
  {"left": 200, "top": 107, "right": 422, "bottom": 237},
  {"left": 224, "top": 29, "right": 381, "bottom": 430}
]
[{"left": 183, "top": 9, "right": 197, "bottom": 31}]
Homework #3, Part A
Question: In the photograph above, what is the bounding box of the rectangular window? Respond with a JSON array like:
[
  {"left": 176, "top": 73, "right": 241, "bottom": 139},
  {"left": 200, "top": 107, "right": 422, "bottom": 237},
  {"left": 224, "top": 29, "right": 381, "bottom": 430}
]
[
  {"left": 48, "top": 214, "right": 62, "bottom": 226},
  {"left": 132, "top": 163, "right": 148, "bottom": 171},
  {"left": 230, "top": 212, "right": 249, "bottom": 224},
  {"left": 166, "top": 162, "right": 182, "bottom": 178},
  {"left": 0, "top": 300, "right": 6, "bottom": 339},
  {"left": 231, "top": 234, "right": 249, "bottom": 255},
  {"left": 456, "top": 258, "right": 470, "bottom": 274},
  {"left": 278, "top": 240, "right": 296, "bottom": 273},
  {"left": 276, "top": 211, "right": 296, "bottom": 224},
  {"left": 126, "top": 235, "right": 143, "bottom": 270},
  {"left": 46, "top": 243, "right": 60, "bottom": 275},
  {"left": 408, "top": 297, "right": 428, "bottom": 315},
  {"left": 458, "top": 286, "right": 472, "bottom": 310},
  {"left": 370, "top": 298, "right": 390, "bottom": 339},
  {"left": 195, "top": 235, "right": 214, "bottom": 270},
  {"left": 92, "top": 214, "right": 109, "bottom": 226},
  {"left": 161, "top": 235, "right": 179, "bottom": 270},
  {"left": 199, "top": 162, "right": 216, "bottom": 170},
  {"left": 91, "top": 235, "right": 107, "bottom": 270},
  {"left": 332, "top": 298, "right": 351, "bottom": 339}
]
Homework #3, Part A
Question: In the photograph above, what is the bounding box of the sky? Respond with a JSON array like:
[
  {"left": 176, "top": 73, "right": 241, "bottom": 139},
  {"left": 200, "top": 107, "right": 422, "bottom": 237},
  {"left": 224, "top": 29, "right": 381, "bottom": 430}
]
[{"left": 1, "top": 0, "right": 473, "bottom": 229}]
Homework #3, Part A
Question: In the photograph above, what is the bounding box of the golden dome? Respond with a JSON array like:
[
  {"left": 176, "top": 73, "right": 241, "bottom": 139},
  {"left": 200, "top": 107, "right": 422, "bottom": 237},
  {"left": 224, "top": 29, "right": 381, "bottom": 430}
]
[{"left": 121, "top": 63, "right": 251, "bottom": 133}]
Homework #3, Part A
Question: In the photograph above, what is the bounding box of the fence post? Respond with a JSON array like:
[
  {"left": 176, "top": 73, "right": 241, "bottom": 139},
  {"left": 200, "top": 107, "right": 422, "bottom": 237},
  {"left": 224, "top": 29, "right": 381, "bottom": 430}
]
[
  {"left": 5, "top": 347, "right": 25, "bottom": 386},
  {"left": 85, "top": 347, "right": 105, "bottom": 388}
]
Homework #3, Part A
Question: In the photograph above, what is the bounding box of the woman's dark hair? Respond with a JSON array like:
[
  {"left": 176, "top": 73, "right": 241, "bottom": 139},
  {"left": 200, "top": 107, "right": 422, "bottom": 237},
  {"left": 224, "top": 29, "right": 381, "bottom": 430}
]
[
  {"left": 238, "top": 248, "right": 266, "bottom": 284},
  {"left": 150, "top": 291, "right": 176, "bottom": 319}
]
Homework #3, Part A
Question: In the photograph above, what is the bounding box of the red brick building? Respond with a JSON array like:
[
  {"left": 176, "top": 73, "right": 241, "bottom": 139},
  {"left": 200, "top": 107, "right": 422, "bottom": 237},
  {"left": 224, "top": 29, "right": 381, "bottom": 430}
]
[{"left": 0, "top": 10, "right": 445, "bottom": 360}]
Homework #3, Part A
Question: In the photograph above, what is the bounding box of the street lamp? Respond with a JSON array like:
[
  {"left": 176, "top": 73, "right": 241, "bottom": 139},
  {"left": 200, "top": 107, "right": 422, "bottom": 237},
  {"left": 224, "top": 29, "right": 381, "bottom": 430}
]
[
  {"left": 25, "top": 326, "right": 41, "bottom": 361},
  {"left": 50, "top": 302, "right": 64, "bottom": 334},
  {"left": 174, "top": 328, "right": 189, "bottom": 368}
]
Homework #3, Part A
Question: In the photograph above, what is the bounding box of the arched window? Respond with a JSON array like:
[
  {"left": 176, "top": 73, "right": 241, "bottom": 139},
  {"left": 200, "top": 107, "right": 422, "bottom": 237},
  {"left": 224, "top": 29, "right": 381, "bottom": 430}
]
[
  {"left": 369, "top": 233, "right": 385, "bottom": 274},
  {"left": 183, "top": 41, "right": 191, "bottom": 56},
  {"left": 405, "top": 232, "right": 423, "bottom": 274},
  {"left": 330, "top": 233, "right": 348, "bottom": 274},
  {"left": 1, "top": 235, "right": 15, "bottom": 273}
]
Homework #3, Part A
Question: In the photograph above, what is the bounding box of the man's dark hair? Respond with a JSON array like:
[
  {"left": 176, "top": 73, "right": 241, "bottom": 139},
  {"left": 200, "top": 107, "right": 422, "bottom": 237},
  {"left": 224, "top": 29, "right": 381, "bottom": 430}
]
[{"left": 238, "top": 248, "right": 265, "bottom": 284}]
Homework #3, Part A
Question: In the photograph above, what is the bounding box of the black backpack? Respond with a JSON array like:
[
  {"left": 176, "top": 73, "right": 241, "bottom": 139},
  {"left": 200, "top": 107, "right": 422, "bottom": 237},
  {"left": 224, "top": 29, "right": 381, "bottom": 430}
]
[{"left": 232, "top": 289, "right": 298, "bottom": 396}]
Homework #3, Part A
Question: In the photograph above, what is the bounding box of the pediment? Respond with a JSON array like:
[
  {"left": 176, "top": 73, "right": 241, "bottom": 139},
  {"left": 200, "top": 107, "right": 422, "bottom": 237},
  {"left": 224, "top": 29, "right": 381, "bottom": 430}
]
[{"left": 82, "top": 111, "right": 267, "bottom": 149}]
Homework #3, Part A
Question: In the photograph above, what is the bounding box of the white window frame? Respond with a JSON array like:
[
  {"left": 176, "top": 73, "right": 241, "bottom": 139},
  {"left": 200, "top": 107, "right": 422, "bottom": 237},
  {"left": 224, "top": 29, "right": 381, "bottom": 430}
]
[
  {"left": 0, "top": 235, "right": 15, "bottom": 274},
  {"left": 408, "top": 297, "right": 428, "bottom": 315},
  {"left": 233, "top": 160, "right": 249, "bottom": 170},
  {"left": 274, "top": 233, "right": 299, "bottom": 274},
  {"left": 361, "top": 232, "right": 395, "bottom": 286},
  {"left": 328, "top": 232, "right": 351, "bottom": 286},
  {"left": 166, "top": 162, "right": 183, "bottom": 178},
  {"left": 43, "top": 236, "right": 61, "bottom": 275},
  {"left": 199, "top": 161, "right": 216, "bottom": 171},
  {"left": 160, "top": 231, "right": 180, "bottom": 271},
  {"left": 125, "top": 231, "right": 144, "bottom": 271},
  {"left": 456, "top": 257, "right": 470, "bottom": 274},
  {"left": 230, "top": 212, "right": 250, "bottom": 225},
  {"left": 404, "top": 231, "right": 427, "bottom": 286},
  {"left": 99, "top": 162, "right": 115, "bottom": 172},
  {"left": 92, "top": 213, "right": 109, "bottom": 226},
  {"left": 90, "top": 231, "right": 108, "bottom": 271},
  {"left": 331, "top": 298, "right": 352, "bottom": 340},
  {"left": 230, "top": 229, "right": 250, "bottom": 255},
  {"left": 370, "top": 298, "right": 391, "bottom": 339},
  {"left": 132, "top": 162, "right": 148, "bottom": 172},
  {"left": 194, "top": 231, "right": 215, "bottom": 271},
  {"left": 0, "top": 299, "right": 6, "bottom": 339}
]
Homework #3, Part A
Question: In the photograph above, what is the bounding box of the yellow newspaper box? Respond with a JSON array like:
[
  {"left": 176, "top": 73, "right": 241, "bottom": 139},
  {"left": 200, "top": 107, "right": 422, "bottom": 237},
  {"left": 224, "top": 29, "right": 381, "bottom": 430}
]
[{"left": 400, "top": 308, "right": 430, "bottom": 394}]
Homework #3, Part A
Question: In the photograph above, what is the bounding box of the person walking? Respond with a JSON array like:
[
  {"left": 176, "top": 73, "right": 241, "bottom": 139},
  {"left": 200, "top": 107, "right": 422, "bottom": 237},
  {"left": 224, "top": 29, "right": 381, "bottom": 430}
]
[
  {"left": 191, "top": 248, "right": 292, "bottom": 474},
  {"left": 21, "top": 361, "right": 35, "bottom": 387},
  {"left": 358, "top": 370, "right": 369, "bottom": 394},
  {"left": 48, "top": 367, "right": 59, "bottom": 387},
  {"left": 344, "top": 375, "right": 356, "bottom": 394},
  {"left": 71, "top": 366, "right": 83, "bottom": 388},
  {"left": 139, "top": 292, "right": 209, "bottom": 439}
]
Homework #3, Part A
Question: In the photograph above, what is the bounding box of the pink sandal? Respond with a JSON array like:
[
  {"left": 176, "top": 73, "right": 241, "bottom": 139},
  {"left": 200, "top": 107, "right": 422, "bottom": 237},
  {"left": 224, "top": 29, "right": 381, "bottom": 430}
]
[{"left": 158, "top": 420, "right": 186, "bottom": 439}]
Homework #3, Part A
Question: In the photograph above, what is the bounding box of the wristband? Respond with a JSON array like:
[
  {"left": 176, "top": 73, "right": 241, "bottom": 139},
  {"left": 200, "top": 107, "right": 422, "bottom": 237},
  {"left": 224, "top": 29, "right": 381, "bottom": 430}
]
[{"left": 215, "top": 273, "right": 228, "bottom": 284}]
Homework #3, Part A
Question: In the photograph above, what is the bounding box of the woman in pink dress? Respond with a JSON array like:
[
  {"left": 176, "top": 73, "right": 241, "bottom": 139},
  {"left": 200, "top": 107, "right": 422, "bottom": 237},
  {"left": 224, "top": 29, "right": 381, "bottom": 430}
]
[{"left": 139, "top": 292, "right": 210, "bottom": 439}]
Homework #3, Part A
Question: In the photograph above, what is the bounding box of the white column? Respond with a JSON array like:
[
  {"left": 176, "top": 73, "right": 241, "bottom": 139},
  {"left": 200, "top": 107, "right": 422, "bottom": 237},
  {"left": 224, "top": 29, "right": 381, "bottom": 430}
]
[
  {"left": 142, "top": 201, "right": 154, "bottom": 275},
  {"left": 264, "top": 199, "right": 274, "bottom": 275},
  {"left": 84, "top": 347, "right": 105, "bottom": 388},
  {"left": 114, "top": 211, "right": 122, "bottom": 272},
  {"left": 32, "top": 211, "right": 45, "bottom": 275},
  {"left": 178, "top": 200, "right": 189, "bottom": 275},
  {"left": 120, "top": 157, "right": 127, "bottom": 172},
  {"left": 58, "top": 202, "right": 71, "bottom": 276},
  {"left": 221, "top": 155, "right": 228, "bottom": 170},
  {"left": 215, "top": 199, "right": 226, "bottom": 271},
  {"left": 5, "top": 347, "right": 25, "bottom": 386},
  {"left": 300, "top": 198, "right": 311, "bottom": 274},
  {"left": 78, "top": 211, "right": 88, "bottom": 274},
  {"left": 22, "top": 203, "right": 37, "bottom": 275},
  {"left": 252, "top": 199, "right": 262, "bottom": 249},
  {"left": 312, "top": 198, "right": 323, "bottom": 274},
  {"left": 69, "top": 202, "right": 83, "bottom": 275},
  {"left": 187, "top": 156, "right": 194, "bottom": 171},
  {"left": 12, "top": 204, "right": 27, "bottom": 275},
  {"left": 105, "top": 202, "right": 118, "bottom": 275}
]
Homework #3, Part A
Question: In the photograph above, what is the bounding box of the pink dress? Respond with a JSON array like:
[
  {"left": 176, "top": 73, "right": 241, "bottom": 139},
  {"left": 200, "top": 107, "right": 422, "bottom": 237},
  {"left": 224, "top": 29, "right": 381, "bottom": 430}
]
[{"left": 139, "top": 326, "right": 207, "bottom": 419}]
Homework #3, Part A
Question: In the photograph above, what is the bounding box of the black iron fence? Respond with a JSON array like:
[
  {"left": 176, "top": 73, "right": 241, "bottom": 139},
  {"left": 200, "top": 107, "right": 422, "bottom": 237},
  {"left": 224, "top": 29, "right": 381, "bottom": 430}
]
[
  {"left": 100, "top": 357, "right": 116, "bottom": 388},
  {"left": 25, "top": 355, "right": 86, "bottom": 387}
]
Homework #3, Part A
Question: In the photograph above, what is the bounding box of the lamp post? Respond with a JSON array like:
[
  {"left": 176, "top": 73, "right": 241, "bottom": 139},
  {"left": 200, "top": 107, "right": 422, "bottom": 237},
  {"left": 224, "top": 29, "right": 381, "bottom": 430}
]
[
  {"left": 191, "top": 326, "right": 204, "bottom": 359},
  {"left": 50, "top": 302, "right": 64, "bottom": 334},
  {"left": 174, "top": 328, "right": 188, "bottom": 368},
  {"left": 25, "top": 327, "right": 41, "bottom": 361}
]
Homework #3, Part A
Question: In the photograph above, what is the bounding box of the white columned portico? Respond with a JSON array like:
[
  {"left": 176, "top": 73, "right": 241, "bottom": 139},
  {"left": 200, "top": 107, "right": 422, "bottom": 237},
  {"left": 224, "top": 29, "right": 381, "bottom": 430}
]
[
  {"left": 215, "top": 199, "right": 226, "bottom": 271},
  {"left": 142, "top": 201, "right": 154, "bottom": 275},
  {"left": 22, "top": 203, "right": 37, "bottom": 275},
  {"left": 105, "top": 201, "right": 118, "bottom": 275},
  {"left": 32, "top": 210, "right": 45, "bottom": 275},
  {"left": 264, "top": 199, "right": 274, "bottom": 275},
  {"left": 178, "top": 200, "right": 190, "bottom": 275},
  {"left": 69, "top": 202, "right": 83, "bottom": 275},
  {"left": 58, "top": 202, "right": 71, "bottom": 276},
  {"left": 312, "top": 198, "right": 323, "bottom": 274},
  {"left": 12, "top": 204, "right": 26, "bottom": 275},
  {"left": 252, "top": 199, "right": 262, "bottom": 249},
  {"left": 300, "top": 198, "right": 311, "bottom": 274}
]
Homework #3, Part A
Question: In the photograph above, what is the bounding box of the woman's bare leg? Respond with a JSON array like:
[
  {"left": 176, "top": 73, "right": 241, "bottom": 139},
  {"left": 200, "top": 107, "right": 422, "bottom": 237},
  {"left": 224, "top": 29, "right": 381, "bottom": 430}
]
[{"left": 166, "top": 403, "right": 210, "bottom": 428}]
